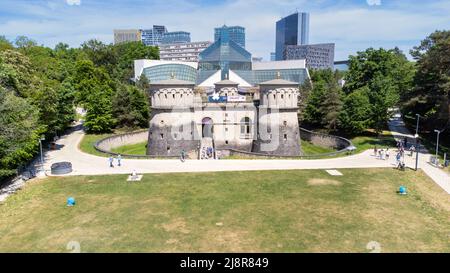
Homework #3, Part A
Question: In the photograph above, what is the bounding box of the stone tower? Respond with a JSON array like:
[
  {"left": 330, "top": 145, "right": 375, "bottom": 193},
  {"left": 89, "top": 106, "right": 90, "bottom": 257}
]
[
  {"left": 253, "top": 77, "right": 301, "bottom": 156},
  {"left": 147, "top": 77, "right": 200, "bottom": 156}
]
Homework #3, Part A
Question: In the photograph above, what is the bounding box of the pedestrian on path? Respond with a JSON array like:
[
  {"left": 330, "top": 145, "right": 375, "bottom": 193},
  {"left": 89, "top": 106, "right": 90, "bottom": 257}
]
[
  {"left": 386, "top": 148, "right": 390, "bottom": 160},
  {"left": 117, "top": 154, "right": 122, "bottom": 166},
  {"left": 109, "top": 156, "right": 114, "bottom": 168},
  {"left": 374, "top": 146, "right": 378, "bottom": 157}
]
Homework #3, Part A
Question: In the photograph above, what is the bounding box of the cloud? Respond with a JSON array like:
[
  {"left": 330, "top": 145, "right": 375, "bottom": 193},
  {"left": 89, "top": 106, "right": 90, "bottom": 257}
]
[
  {"left": 367, "top": 0, "right": 381, "bottom": 6},
  {"left": 0, "top": 0, "right": 449, "bottom": 61},
  {"left": 66, "top": 0, "right": 81, "bottom": 6}
]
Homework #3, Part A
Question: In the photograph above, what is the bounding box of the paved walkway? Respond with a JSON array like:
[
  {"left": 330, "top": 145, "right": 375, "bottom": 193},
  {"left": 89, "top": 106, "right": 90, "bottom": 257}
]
[
  {"left": 387, "top": 111, "right": 450, "bottom": 194},
  {"left": 37, "top": 114, "right": 449, "bottom": 194},
  {"left": 42, "top": 126, "right": 394, "bottom": 176}
]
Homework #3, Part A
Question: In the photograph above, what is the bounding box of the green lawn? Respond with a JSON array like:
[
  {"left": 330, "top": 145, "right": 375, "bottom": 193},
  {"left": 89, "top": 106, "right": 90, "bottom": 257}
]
[
  {"left": 301, "top": 140, "right": 336, "bottom": 155},
  {"left": 111, "top": 142, "right": 147, "bottom": 155},
  {"left": 78, "top": 133, "right": 113, "bottom": 157},
  {"left": 349, "top": 130, "right": 396, "bottom": 154},
  {"left": 1, "top": 169, "right": 449, "bottom": 253}
]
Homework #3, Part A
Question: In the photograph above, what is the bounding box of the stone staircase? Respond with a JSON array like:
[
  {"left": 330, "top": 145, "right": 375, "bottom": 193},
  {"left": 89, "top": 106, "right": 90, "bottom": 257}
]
[{"left": 200, "top": 137, "right": 216, "bottom": 160}]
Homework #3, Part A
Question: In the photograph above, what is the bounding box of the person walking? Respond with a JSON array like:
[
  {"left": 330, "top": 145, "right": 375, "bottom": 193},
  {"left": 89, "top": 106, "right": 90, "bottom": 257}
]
[
  {"left": 409, "top": 145, "right": 415, "bottom": 157},
  {"left": 109, "top": 156, "right": 114, "bottom": 168},
  {"left": 180, "top": 149, "right": 186, "bottom": 162},
  {"left": 374, "top": 145, "right": 378, "bottom": 157},
  {"left": 117, "top": 154, "right": 122, "bottom": 166},
  {"left": 386, "top": 148, "right": 390, "bottom": 160}
]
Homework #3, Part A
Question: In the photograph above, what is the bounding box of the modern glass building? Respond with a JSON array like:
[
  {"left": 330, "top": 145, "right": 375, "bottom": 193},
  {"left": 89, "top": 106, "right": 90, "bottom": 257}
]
[
  {"left": 275, "top": 12, "right": 310, "bottom": 61},
  {"left": 141, "top": 63, "right": 198, "bottom": 83},
  {"left": 214, "top": 25, "right": 246, "bottom": 48},
  {"left": 198, "top": 26, "right": 252, "bottom": 84},
  {"left": 161, "top": 31, "right": 191, "bottom": 44},
  {"left": 141, "top": 25, "right": 168, "bottom": 46}
]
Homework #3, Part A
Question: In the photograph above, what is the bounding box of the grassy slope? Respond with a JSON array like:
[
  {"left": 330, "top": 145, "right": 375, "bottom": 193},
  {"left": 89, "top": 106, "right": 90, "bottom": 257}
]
[
  {"left": 111, "top": 142, "right": 147, "bottom": 155},
  {"left": 0, "top": 169, "right": 449, "bottom": 253},
  {"left": 300, "top": 140, "right": 335, "bottom": 155},
  {"left": 78, "top": 133, "right": 113, "bottom": 157}
]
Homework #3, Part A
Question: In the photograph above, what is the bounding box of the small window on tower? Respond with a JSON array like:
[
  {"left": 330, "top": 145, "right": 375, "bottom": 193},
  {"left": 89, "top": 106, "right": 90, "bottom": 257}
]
[
  {"left": 225, "top": 140, "right": 229, "bottom": 145},
  {"left": 284, "top": 134, "right": 287, "bottom": 141},
  {"left": 283, "top": 121, "right": 287, "bottom": 126},
  {"left": 160, "top": 134, "right": 164, "bottom": 139}
]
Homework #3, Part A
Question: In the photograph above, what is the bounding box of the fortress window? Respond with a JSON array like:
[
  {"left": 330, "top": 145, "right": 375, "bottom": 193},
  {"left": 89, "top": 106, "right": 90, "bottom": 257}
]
[
  {"left": 167, "top": 146, "right": 170, "bottom": 152},
  {"left": 174, "top": 133, "right": 178, "bottom": 139},
  {"left": 160, "top": 134, "right": 164, "bottom": 139},
  {"left": 160, "top": 120, "right": 164, "bottom": 124},
  {"left": 165, "top": 94, "right": 167, "bottom": 99},
  {"left": 173, "top": 94, "right": 175, "bottom": 99},
  {"left": 225, "top": 141, "right": 229, "bottom": 145},
  {"left": 281, "top": 94, "right": 284, "bottom": 99},
  {"left": 284, "top": 134, "right": 287, "bottom": 141},
  {"left": 225, "top": 127, "right": 228, "bottom": 132},
  {"left": 283, "top": 121, "right": 287, "bottom": 126}
]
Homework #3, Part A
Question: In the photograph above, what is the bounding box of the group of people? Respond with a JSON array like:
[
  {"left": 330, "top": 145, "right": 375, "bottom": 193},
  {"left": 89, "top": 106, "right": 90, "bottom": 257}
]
[
  {"left": 374, "top": 146, "right": 391, "bottom": 160},
  {"left": 373, "top": 136, "right": 418, "bottom": 170},
  {"left": 108, "top": 154, "right": 122, "bottom": 168}
]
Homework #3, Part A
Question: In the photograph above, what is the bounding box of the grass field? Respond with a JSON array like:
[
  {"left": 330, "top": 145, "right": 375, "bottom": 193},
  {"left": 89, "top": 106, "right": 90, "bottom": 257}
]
[
  {"left": 78, "top": 133, "right": 113, "bottom": 157},
  {"left": 300, "top": 140, "right": 336, "bottom": 155},
  {"left": 0, "top": 169, "right": 449, "bottom": 253},
  {"left": 111, "top": 142, "right": 147, "bottom": 155}
]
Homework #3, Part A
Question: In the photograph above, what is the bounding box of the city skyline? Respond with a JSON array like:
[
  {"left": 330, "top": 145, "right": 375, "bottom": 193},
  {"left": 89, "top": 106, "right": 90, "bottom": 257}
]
[{"left": 0, "top": 0, "right": 449, "bottom": 60}]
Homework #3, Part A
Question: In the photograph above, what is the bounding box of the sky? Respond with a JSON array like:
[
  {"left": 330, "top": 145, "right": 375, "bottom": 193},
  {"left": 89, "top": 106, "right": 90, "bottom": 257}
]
[{"left": 0, "top": 0, "right": 449, "bottom": 61}]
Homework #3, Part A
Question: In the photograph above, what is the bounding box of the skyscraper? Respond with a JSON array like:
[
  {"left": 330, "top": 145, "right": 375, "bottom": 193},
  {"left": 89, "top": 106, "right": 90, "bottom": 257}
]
[
  {"left": 141, "top": 25, "right": 168, "bottom": 46},
  {"left": 275, "top": 12, "right": 310, "bottom": 61},
  {"left": 114, "top": 29, "right": 141, "bottom": 44},
  {"left": 214, "top": 25, "right": 246, "bottom": 48},
  {"left": 199, "top": 26, "right": 252, "bottom": 83},
  {"left": 161, "top": 31, "right": 191, "bottom": 44}
]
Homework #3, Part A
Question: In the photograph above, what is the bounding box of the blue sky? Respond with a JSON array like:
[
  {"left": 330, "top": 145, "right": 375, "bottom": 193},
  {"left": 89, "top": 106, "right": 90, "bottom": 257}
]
[{"left": 0, "top": 0, "right": 449, "bottom": 60}]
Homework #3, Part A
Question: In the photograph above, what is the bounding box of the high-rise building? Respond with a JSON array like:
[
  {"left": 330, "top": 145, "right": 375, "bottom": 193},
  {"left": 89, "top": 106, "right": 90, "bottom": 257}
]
[
  {"left": 270, "top": 52, "right": 276, "bottom": 61},
  {"left": 275, "top": 12, "right": 310, "bottom": 61},
  {"left": 161, "top": 31, "right": 191, "bottom": 44},
  {"left": 159, "top": 41, "right": 212, "bottom": 62},
  {"left": 284, "top": 43, "right": 335, "bottom": 70},
  {"left": 199, "top": 26, "right": 252, "bottom": 83},
  {"left": 214, "top": 25, "right": 246, "bottom": 48},
  {"left": 141, "top": 25, "right": 168, "bottom": 46},
  {"left": 114, "top": 29, "right": 142, "bottom": 44}
]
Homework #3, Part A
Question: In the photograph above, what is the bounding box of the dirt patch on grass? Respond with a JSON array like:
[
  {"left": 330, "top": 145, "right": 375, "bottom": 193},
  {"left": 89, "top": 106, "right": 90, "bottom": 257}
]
[
  {"left": 308, "top": 179, "right": 342, "bottom": 186},
  {"left": 161, "top": 218, "right": 190, "bottom": 234},
  {"left": 201, "top": 229, "right": 256, "bottom": 252}
]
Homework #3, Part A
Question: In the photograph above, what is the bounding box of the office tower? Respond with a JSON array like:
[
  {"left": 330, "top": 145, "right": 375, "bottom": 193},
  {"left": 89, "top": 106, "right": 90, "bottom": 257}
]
[
  {"left": 214, "top": 25, "right": 246, "bottom": 48},
  {"left": 161, "top": 31, "right": 191, "bottom": 44},
  {"left": 275, "top": 12, "right": 310, "bottom": 60},
  {"left": 159, "top": 41, "right": 212, "bottom": 62},
  {"left": 284, "top": 43, "right": 335, "bottom": 70},
  {"left": 114, "top": 29, "right": 141, "bottom": 44},
  {"left": 141, "top": 25, "right": 168, "bottom": 46}
]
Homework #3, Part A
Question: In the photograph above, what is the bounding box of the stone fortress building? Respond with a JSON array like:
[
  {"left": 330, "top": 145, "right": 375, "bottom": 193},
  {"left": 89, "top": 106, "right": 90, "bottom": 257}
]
[
  {"left": 146, "top": 74, "right": 302, "bottom": 157},
  {"left": 135, "top": 25, "right": 311, "bottom": 158}
]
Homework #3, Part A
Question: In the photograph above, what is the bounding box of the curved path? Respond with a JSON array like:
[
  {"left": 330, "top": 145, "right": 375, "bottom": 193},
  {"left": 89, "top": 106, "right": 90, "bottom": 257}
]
[
  {"left": 43, "top": 126, "right": 395, "bottom": 176},
  {"left": 36, "top": 114, "right": 448, "bottom": 194}
]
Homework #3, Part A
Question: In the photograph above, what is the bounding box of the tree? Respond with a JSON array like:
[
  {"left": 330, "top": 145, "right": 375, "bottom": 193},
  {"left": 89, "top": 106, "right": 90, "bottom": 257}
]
[
  {"left": 344, "top": 47, "right": 414, "bottom": 134},
  {"left": 405, "top": 30, "right": 450, "bottom": 131},
  {"left": 0, "top": 50, "right": 40, "bottom": 97},
  {"left": 113, "top": 84, "right": 149, "bottom": 128},
  {"left": 83, "top": 86, "right": 116, "bottom": 133},
  {"left": 0, "top": 36, "right": 13, "bottom": 52},
  {"left": 339, "top": 87, "right": 372, "bottom": 135},
  {"left": 321, "top": 83, "right": 343, "bottom": 131},
  {"left": 0, "top": 88, "right": 41, "bottom": 179}
]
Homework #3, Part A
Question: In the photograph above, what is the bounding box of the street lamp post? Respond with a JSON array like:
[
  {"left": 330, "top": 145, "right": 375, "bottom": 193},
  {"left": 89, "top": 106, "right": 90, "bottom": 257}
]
[
  {"left": 434, "top": 129, "right": 441, "bottom": 167},
  {"left": 415, "top": 138, "right": 420, "bottom": 171},
  {"left": 414, "top": 114, "right": 421, "bottom": 140},
  {"left": 39, "top": 136, "right": 45, "bottom": 165}
]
